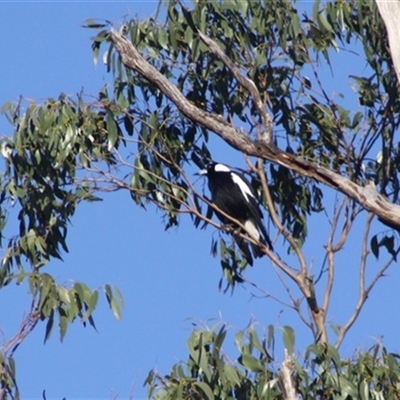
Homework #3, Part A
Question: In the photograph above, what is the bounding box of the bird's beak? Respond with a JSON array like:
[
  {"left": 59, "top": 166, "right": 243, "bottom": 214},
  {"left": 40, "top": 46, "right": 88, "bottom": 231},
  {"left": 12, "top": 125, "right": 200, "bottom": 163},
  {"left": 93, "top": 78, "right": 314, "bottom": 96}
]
[{"left": 195, "top": 169, "right": 207, "bottom": 176}]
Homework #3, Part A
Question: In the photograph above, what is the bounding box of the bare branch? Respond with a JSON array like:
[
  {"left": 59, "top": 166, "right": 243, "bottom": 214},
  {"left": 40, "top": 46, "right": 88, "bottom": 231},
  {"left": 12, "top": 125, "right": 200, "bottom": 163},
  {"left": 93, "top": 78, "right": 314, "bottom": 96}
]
[
  {"left": 271, "top": 264, "right": 314, "bottom": 334},
  {"left": 323, "top": 198, "right": 345, "bottom": 317},
  {"left": 334, "top": 212, "right": 373, "bottom": 348},
  {"left": 323, "top": 198, "right": 359, "bottom": 317},
  {"left": 334, "top": 213, "right": 398, "bottom": 348},
  {"left": 2, "top": 300, "right": 40, "bottom": 358},
  {"left": 252, "top": 158, "right": 308, "bottom": 274},
  {"left": 241, "top": 275, "right": 296, "bottom": 310}
]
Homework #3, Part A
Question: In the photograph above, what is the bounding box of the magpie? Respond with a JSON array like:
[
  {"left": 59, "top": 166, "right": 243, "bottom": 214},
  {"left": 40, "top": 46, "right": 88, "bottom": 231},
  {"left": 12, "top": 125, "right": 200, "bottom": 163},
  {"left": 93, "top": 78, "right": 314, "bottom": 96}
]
[{"left": 198, "top": 162, "right": 272, "bottom": 265}]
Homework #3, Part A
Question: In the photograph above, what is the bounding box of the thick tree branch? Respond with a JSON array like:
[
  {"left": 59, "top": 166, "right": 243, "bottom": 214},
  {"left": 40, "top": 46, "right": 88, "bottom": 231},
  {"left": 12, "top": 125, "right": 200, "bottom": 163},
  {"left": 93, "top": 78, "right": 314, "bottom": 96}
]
[
  {"left": 109, "top": 28, "right": 400, "bottom": 230},
  {"left": 375, "top": 1, "right": 400, "bottom": 83}
]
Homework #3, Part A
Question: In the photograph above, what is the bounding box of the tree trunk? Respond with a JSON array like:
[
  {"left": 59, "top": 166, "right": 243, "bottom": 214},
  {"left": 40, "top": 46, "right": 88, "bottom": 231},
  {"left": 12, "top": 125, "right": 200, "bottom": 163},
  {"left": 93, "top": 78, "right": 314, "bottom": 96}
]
[{"left": 375, "top": 1, "right": 400, "bottom": 83}]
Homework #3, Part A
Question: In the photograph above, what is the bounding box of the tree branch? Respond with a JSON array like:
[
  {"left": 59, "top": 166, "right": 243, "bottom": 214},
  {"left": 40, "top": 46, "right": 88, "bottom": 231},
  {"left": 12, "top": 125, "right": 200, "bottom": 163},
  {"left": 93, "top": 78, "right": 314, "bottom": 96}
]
[
  {"left": 247, "top": 159, "right": 326, "bottom": 342},
  {"left": 322, "top": 197, "right": 355, "bottom": 319},
  {"left": 375, "top": 1, "right": 400, "bottom": 83},
  {"left": 109, "top": 28, "right": 400, "bottom": 231},
  {"left": 334, "top": 212, "right": 398, "bottom": 348}
]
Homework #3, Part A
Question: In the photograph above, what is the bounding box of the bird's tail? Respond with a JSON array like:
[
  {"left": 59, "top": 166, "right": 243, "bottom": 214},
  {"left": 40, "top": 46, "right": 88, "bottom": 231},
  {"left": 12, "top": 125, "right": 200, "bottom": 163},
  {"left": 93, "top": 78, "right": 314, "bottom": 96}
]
[
  {"left": 251, "top": 238, "right": 269, "bottom": 259},
  {"left": 257, "top": 222, "right": 273, "bottom": 252},
  {"left": 232, "top": 231, "right": 254, "bottom": 266},
  {"left": 244, "top": 220, "right": 273, "bottom": 258}
]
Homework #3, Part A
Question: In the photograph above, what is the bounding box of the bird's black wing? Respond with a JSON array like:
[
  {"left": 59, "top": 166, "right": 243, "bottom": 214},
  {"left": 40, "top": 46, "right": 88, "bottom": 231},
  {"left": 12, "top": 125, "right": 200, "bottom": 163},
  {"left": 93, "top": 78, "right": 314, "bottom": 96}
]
[
  {"left": 247, "top": 196, "right": 273, "bottom": 251},
  {"left": 231, "top": 171, "right": 273, "bottom": 250}
]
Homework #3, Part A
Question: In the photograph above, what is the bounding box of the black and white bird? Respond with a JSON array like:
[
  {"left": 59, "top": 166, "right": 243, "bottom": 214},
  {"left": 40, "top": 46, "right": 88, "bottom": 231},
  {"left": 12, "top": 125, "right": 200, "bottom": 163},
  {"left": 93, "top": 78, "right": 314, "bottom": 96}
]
[{"left": 199, "top": 162, "right": 272, "bottom": 265}]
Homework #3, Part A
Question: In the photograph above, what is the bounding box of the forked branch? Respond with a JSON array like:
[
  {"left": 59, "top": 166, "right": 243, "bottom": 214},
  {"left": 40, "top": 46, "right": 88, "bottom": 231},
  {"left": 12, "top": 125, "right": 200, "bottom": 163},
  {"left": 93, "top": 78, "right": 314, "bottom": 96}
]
[
  {"left": 109, "top": 28, "right": 400, "bottom": 230},
  {"left": 335, "top": 213, "right": 398, "bottom": 348}
]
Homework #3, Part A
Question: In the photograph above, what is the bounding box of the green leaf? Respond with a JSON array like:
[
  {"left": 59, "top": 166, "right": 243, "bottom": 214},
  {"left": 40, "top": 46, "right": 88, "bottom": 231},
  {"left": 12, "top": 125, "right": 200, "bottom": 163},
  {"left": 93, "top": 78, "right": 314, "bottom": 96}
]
[
  {"left": 82, "top": 290, "right": 99, "bottom": 323},
  {"left": 282, "top": 326, "right": 295, "bottom": 355},
  {"left": 224, "top": 364, "right": 241, "bottom": 386},
  {"left": 8, "top": 357, "right": 16, "bottom": 379},
  {"left": 249, "top": 326, "right": 264, "bottom": 355},
  {"left": 44, "top": 309, "right": 55, "bottom": 343},
  {"left": 124, "top": 113, "right": 134, "bottom": 136},
  {"left": 181, "top": 5, "right": 197, "bottom": 33},
  {"left": 193, "top": 382, "right": 214, "bottom": 400},
  {"left": 106, "top": 110, "right": 118, "bottom": 149},
  {"left": 318, "top": 9, "right": 334, "bottom": 34},
  {"left": 74, "top": 282, "right": 90, "bottom": 304},
  {"left": 83, "top": 19, "right": 107, "bottom": 29},
  {"left": 370, "top": 235, "right": 379, "bottom": 259},
  {"left": 241, "top": 354, "right": 263, "bottom": 372},
  {"left": 104, "top": 284, "right": 124, "bottom": 320},
  {"left": 198, "top": 341, "right": 212, "bottom": 381},
  {"left": 267, "top": 325, "right": 275, "bottom": 350},
  {"left": 59, "top": 312, "right": 68, "bottom": 342},
  {"left": 351, "top": 111, "right": 363, "bottom": 129},
  {"left": 338, "top": 376, "right": 357, "bottom": 398},
  {"left": 359, "top": 379, "right": 369, "bottom": 400}
]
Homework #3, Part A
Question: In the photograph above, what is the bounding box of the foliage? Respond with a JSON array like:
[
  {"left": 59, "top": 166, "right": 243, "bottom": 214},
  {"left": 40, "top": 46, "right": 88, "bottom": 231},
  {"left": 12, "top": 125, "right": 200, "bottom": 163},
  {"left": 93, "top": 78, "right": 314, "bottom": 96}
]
[
  {"left": 1, "top": 0, "right": 400, "bottom": 397},
  {"left": 84, "top": 0, "right": 400, "bottom": 255},
  {"left": 0, "top": 96, "right": 124, "bottom": 397},
  {"left": 83, "top": 0, "right": 400, "bottom": 343},
  {"left": 145, "top": 323, "right": 400, "bottom": 400}
]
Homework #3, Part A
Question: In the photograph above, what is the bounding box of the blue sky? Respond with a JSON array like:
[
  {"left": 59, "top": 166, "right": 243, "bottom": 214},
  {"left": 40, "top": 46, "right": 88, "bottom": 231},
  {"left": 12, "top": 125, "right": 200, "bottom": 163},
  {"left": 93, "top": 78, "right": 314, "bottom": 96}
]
[{"left": 1, "top": 2, "right": 400, "bottom": 399}]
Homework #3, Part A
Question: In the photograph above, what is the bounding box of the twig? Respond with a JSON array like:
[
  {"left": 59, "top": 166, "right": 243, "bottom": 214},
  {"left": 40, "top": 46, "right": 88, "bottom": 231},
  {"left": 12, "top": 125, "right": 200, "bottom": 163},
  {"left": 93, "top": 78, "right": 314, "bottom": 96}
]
[
  {"left": 271, "top": 263, "right": 314, "bottom": 333},
  {"left": 2, "top": 300, "right": 40, "bottom": 358},
  {"left": 334, "top": 212, "right": 398, "bottom": 348},
  {"left": 241, "top": 276, "right": 295, "bottom": 310},
  {"left": 252, "top": 158, "right": 308, "bottom": 274},
  {"left": 322, "top": 198, "right": 358, "bottom": 318}
]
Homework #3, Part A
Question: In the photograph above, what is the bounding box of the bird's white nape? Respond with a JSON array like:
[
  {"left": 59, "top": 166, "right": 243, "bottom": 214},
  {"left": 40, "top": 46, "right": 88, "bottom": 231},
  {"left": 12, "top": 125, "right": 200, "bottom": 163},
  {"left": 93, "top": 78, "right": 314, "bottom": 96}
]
[
  {"left": 231, "top": 172, "right": 255, "bottom": 202},
  {"left": 214, "top": 163, "right": 231, "bottom": 172}
]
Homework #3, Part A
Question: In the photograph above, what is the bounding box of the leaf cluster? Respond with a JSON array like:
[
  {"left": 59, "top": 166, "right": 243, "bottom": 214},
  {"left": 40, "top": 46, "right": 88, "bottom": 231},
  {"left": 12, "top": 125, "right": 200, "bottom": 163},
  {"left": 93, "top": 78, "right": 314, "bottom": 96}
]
[
  {"left": 84, "top": 0, "right": 400, "bottom": 254},
  {"left": 145, "top": 323, "right": 400, "bottom": 400},
  {"left": 0, "top": 96, "right": 114, "bottom": 275},
  {"left": 0, "top": 95, "right": 124, "bottom": 396}
]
